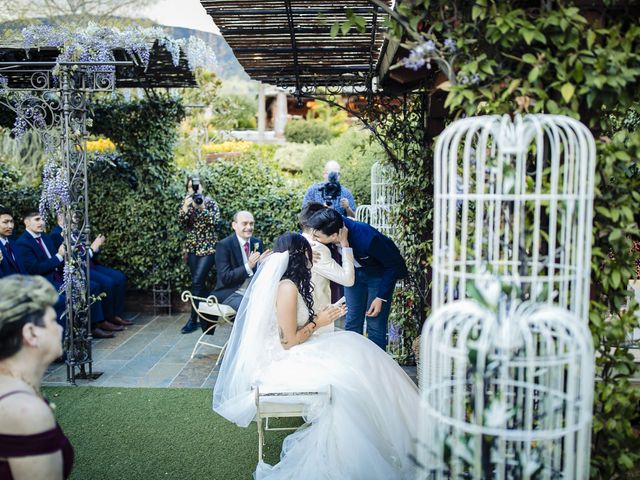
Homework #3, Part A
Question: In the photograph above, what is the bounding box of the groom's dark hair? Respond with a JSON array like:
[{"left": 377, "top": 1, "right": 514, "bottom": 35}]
[
  {"left": 298, "top": 202, "right": 326, "bottom": 229},
  {"left": 307, "top": 208, "right": 344, "bottom": 236}
]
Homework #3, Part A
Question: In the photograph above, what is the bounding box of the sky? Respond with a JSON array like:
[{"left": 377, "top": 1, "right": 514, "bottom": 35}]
[{"left": 142, "top": 0, "right": 220, "bottom": 34}]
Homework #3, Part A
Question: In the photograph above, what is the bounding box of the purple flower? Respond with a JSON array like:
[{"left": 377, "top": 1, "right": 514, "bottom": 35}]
[{"left": 444, "top": 38, "right": 457, "bottom": 52}]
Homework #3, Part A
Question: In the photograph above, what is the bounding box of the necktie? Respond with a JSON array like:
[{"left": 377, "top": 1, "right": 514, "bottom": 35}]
[
  {"left": 4, "top": 242, "right": 19, "bottom": 272},
  {"left": 243, "top": 241, "right": 250, "bottom": 257},
  {"left": 36, "top": 237, "right": 50, "bottom": 258}
]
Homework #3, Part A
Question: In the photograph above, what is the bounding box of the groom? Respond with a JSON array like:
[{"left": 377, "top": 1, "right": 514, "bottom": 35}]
[
  {"left": 308, "top": 205, "right": 407, "bottom": 349},
  {"left": 210, "top": 211, "right": 268, "bottom": 313}
]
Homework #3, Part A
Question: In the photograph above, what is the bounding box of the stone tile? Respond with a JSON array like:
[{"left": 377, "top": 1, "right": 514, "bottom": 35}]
[
  {"left": 145, "top": 362, "right": 185, "bottom": 387},
  {"left": 104, "top": 332, "right": 161, "bottom": 362},
  {"left": 169, "top": 361, "right": 214, "bottom": 388}
]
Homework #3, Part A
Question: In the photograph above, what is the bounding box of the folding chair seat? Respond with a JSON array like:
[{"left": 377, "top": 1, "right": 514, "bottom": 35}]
[
  {"left": 253, "top": 384, "right": 332, "bottom": 461},
  {"left": 181, "top": 291, "right": 236, "bottom": 364}
]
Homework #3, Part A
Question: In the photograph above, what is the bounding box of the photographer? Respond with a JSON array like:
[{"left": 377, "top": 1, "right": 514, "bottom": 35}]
[
  {"left": 302, "top": 160, "right": 356, "bottom": 218},
  {"left": 178, "top": 176, "right": 221, "bottom": 334}
]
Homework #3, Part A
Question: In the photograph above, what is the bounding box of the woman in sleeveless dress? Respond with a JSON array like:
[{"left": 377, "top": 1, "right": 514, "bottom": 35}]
[
  {"left": 213, "top": 232, "right": 418, "bottom": 479},
  {"left": 0, "top": 275, "right": 74, "bottom": 480}
]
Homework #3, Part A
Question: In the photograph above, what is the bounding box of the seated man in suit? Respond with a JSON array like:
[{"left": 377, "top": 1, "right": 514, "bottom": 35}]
[
  {"left": 209, "top": 211, "right": 270, "bottom": 315},
  {"left": 50, "top": 214, "right": 131, "bottom": 328},
  {"left": 15, "top": 209, "right": 117, "bottom": 339},
  {"left": 308, "top": 207, "right": 407, "bottom": 350},
  {"left": 0, "top": 206, "right": 26, "bottom": 278},
  {"left": 299, "top": 203, "right": 355, "bottom": 334}
]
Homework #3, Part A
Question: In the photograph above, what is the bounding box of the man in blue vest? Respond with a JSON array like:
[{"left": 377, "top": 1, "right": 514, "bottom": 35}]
[{"left": 308, "top": 205, "right": 407, "bottom": 350}]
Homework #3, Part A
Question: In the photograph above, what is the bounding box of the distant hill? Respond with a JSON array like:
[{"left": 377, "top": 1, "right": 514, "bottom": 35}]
[
  {"left": 160, "top": 26, "right": 248, "bottom": 81},
  {"left": 0, "top": 16, "right": 249, "bottom": 80}
]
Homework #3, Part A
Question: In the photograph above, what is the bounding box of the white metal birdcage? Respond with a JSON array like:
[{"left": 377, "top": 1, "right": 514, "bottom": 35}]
[
  {"left": 432, "top": 114, "right": 596, "bottom": 322},
  {"left": 371, "top": 161, "right": 399, "bottom": 207},
  {"left": 417, "top": 300, "right": 594, "bottom": 479},
  {"left": 356, "top": 161, "right": 399, "bottom": 239}
]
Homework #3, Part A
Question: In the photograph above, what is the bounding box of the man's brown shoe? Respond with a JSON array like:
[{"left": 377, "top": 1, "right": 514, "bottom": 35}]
[
  {"left": 112, "top": 316, "right": 134, "bottom": 326},
  {"left": 99, "top": 321, "right": 124, "bottom": 332},
  {"left": 92, "top": 327, "right": 115, "bottom": 339}
]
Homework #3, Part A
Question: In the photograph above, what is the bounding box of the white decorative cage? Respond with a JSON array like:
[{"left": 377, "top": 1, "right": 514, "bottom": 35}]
[
  {"left": 417, "top": 300, "right": 594, "bottom": 479},
  {"left": 356, "top": 161, "right": 398, "bottom": 239},
  {"left": 432, "top": 115, "right": 596, "bottom": 322}
]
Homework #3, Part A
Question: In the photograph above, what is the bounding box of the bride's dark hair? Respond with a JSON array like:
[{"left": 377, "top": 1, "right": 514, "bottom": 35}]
[{"left": 272, "top": 232, "right": 315, "bottom": 322}]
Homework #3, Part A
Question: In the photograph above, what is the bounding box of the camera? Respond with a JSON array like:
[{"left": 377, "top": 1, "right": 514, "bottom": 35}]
[
  {"left": 320, "top": 171, "right": 341, "bottom": 206},
  {"left": 191, "top": 177, "right": 204, "bottom": 206}
]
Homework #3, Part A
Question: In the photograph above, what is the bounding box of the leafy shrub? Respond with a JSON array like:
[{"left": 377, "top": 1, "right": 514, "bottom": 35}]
[
  {"left": 272, "top": 142, "right": 313, "bottom": 172},
  {"left": 87, "top": 95, "right": 188, "bottom": 290},
  {"left": 284, "top": 119, "right": 333, "bottom": 145}
]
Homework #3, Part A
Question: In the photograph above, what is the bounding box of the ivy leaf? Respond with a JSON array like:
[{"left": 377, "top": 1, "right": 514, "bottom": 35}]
[
  {"left": 586, "top": 30, "right": 596, "bottom": 49},
  {"left": 522, "top": 53, "right": 537, "bottom": 64},
  {"left": 522, "top": 29, "right": 535, "bottom": 45},
  {"left": 352, "top": 15, "right": 366, "bottom": 32},
  {"left": 560, "top": 82, "right": 575, "bottom": 102},
  {"left": 340, "top": 20, "right": 352, "bottom": 36},
  {"left": 472, "top": 6, "right": 485, "bottom": 20},
  {"left": 330, "top": 22, "right": 340, "bottom": 38},
  {"left": 528, "top": 66, "right": 540, "bottom": 83}
]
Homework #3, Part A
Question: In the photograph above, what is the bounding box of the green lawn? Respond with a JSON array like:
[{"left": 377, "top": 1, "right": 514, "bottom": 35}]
[{"left": 43, "top": 387, "right": 293, "bottom": 480}]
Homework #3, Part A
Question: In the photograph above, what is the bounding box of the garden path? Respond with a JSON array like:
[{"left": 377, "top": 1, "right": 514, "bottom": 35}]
[{"left": 43, "top": 313, "right": 417, "bottom": 388}]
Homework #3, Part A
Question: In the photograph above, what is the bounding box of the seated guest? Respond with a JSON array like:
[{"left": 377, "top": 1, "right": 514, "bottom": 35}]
[
  {"left": 50, "top": 215, "right": 131, "bottom": 328},
  {"left": 0, "top": 206, "right": 25, "bottom": 278},
  {"left": 299, "top": 203, "right": 355, "bottom": 333},
  {"left": 15, "top": 210, "right": 117, "bottom": 339},
  {"left": 0, "top": 275, "right": 74, "bottom": 479},
  {"left": 209, "top": 211, "right": 270, "bottom": 314}
]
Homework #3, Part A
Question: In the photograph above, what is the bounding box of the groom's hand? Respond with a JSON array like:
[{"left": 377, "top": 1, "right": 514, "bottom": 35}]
[{"left": 366, "top": 298, "right": 383, "bottom": 317}]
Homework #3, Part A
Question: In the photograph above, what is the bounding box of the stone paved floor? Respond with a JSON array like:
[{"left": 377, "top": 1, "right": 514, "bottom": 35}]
[{"left": 43, "top": 313, "right": 417, "bottom": 388}]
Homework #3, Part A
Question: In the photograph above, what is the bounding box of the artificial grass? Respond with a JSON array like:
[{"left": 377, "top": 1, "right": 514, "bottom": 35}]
[{"left": 43, "top": 387, "right": 295, "bottom": 480}]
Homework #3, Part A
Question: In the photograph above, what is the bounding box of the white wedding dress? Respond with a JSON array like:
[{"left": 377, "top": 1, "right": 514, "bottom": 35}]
[{"left": 213, "top": 252, "right": 418, "bottom": 480}]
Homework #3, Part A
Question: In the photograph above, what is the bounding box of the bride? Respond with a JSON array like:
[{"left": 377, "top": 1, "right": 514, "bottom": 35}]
[{"left": 213, "top": 232, "right": 418, "bottom": 479}]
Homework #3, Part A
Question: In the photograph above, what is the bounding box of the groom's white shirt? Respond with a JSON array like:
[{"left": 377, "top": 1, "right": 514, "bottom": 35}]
[{"left": 301, "top": 231, "right": 355, "bottom": 334}]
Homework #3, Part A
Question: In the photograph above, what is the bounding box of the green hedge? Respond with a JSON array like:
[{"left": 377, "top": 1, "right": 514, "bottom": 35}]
[
  {"left": 284, "top": 119, "right": 333, "bottom": 145},
  {"left": 87, "top": 96, "right": 188, "bottom": 290}
]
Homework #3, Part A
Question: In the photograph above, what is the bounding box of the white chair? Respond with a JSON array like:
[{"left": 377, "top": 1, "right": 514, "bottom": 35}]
[
  {"left": 181, "top": 291, "right": 236, "bottom": 364},
  {"left": 253, "top": 385, "right": 332, "bottom": 461}
]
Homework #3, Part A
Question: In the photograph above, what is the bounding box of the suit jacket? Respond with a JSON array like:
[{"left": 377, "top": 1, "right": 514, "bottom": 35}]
[
  {"left": 211, "top": 234, "right": 263, "bottom": 303},
  {"left": 15, "top": 231, "right": 63, "bottom": 287},
  {"left": 344, "top": 217, "right": 407, "bottom": 302},
  {"left": 0, "top": 238, "right": 26, "bottom": 278}
]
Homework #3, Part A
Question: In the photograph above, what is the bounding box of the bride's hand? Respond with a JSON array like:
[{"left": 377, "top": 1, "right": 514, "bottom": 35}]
[{"left": 315, "top": 304, "right": 346, "bottom": 327}]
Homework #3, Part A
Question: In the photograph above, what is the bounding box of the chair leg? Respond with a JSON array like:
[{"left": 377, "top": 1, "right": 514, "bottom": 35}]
[
  {"left": 257, "top": 416, "right": 264, "bottom": 462},
  {"left": 215, "top": 340, "right": 229, "bottom": 366},
  {"left": 189, "top": 323, "right": 216, "bottom": 360}
]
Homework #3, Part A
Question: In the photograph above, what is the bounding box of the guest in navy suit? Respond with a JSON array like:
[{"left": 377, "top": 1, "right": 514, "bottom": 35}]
[
  {"left": 50, "top": 215, "right": 131, "bottom": 329},
  {"left": 308, "top": 205, "right": 407, "bottom": 350},
  {"left": 15, "top": 209, "right": 116, "bottom": 339},
  {"left": 210, "top": 211, "right": 269, "bottom": 315},
  {"left": 0, "top": 206, "right": 25, "bottom": 278}
]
